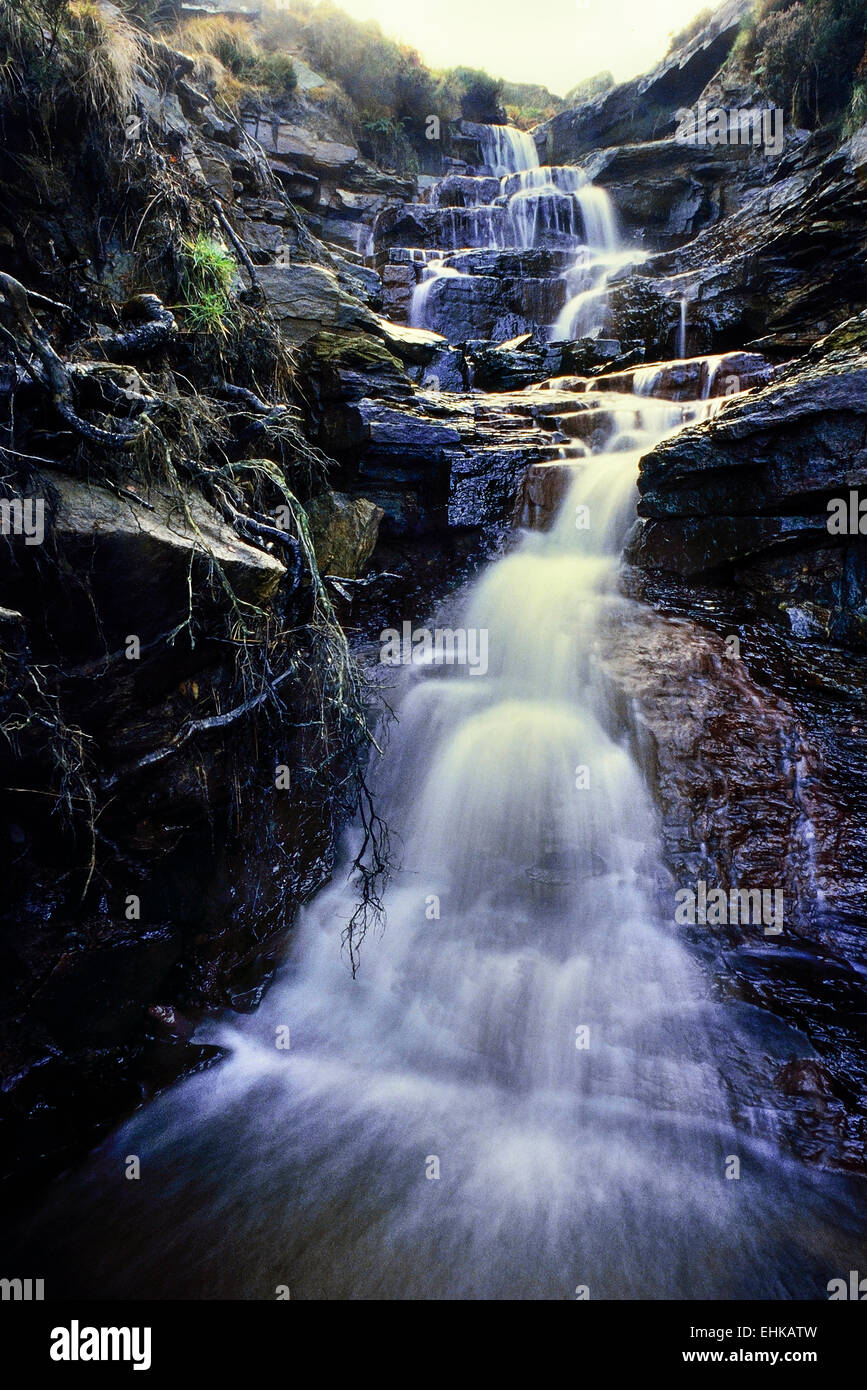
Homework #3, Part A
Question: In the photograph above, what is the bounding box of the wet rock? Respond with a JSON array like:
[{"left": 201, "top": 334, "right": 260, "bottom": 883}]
[
  {"left": 421, "top": 346, "right": 469, "bottom": 393},
  {"left": 469, "top": 334, "right": 630, "bottom": 391},
  {"left": 424, "top": 174, "right": 500, "bottom": 207},
  {"left": 372, "top": 201, "right": 507, "bottom": 253},
  {"left": 640, "top": 127, "right": 867, "bottom": 354},
  {"left": 586, "top": 137, "right": 757, "bottom": 248},
  {"left": 304, "top": 491, "right": 384, "bottom": 578},
  {"left": 775, "top": 1059, "right": 835, "bottom": 1098},
  {"left": 627, "top": 343, "right": 867, "bottom": 644},
  {"left": 513, "top": 460, "right": 580, "bottom": 530},
  {"left": 257, "top": 262, "right": 376, "bottom": 345},
  {"left": 413, "top": 265, "right": 567, "bottom": 343},
  {"left": 594, "top": 350, "right": 774, "bottom": 398},
  {"left": 371, "top": 315, "right": 447, "bottom": 365},
  {"left": 448, "top": 446, "right": 542, "bottom": 530}
]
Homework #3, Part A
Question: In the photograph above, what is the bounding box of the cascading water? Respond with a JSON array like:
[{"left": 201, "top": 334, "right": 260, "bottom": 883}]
[
  {"left": 550, "top": 184, "right": 631, "bottom": 339},
  {"left": 677, "top": 295, "right": 688, "bottom": 358},
  {"left": 14, "top": 367, "right": 866, "bottom": 1300},
  {"left": 409, "top": 123, "right": 634, "bottom": 335},
  {"left": 479, "top": 122, "right": 539, "bottom": 176},
  {"left": 410, "top": 258, "right": 465, "bottom": 328}
]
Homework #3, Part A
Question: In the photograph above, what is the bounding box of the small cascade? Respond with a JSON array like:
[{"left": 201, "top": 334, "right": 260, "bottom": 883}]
[
  {"left": 500, "top": 166, "right": 588, "bottom": 197},
  {"left": 632, "top": 365, "right": 662, "bottom": 396},
  {"left": 477, "top": 122, "right": 539, "bottom": 176},
  {"left": 677, "top": 296, "right": 688, "bottom": 358},
  {"left": 410, "top": 257, "right": 465, "bottom": 327},
  {"left": 701, "top": 354, "right": 725, "bottom": 399},
  {"left": 551, "top": 186, "right": 632, "bottom": 341}
]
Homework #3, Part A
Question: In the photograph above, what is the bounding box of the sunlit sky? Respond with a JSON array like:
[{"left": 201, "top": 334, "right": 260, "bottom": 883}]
[{"left": 318, "top": 0, "right": 728, "bottom": 97}]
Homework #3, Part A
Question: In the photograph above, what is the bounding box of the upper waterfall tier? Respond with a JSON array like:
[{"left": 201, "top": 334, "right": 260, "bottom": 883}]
[
  {"left": 373, "top": 127, "right": 632, "bottom": 345},
  {"left": 477, "top": 123, "right": 539, "bottom": 176}
]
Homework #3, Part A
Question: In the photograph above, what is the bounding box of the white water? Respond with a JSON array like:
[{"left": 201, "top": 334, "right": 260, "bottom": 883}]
[
  {"left": 409, "top": 125, "right": 639, "bottom": 334},
  {"left": 410, "top": 258, "right": 465, "bottom": 328},
  {"left": 677, "top": 295, "right": 688, "bottom": 359},
  {"left": 551, "top": 187, "right": 639, "bottom": 340},
  {"left": 14, "top": 125, "right": 861, "bottom": 1300},
  {"left": 18, "top": 368, "right": 864, "bottom": 1299},
  {"left": 479, "top": 122, "right": 539, "bottom": 176}
]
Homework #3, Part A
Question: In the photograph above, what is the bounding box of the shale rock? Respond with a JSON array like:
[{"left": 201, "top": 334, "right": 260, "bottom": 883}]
[{"left": 627, "top": 341, "right": 867, "bottom": 645}]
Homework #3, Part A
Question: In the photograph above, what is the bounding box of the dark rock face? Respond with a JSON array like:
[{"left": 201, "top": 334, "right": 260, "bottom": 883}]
[
  {"left": 585, "top": 137, "right": 759, "bottom": 248},
  {"left": 627, "top": 333, "right": 867, "bottom": 646},
  {"left": 297, "top": 331, "right": 601, "bottom": 534},
  {"left": 373, "top": 202, "right": 509, "bottom": 253},
  {"left": 0, "top": 473, "right": 339, "bottom": 1192},
  {"left": 632, "top": 129, "right": 867, "bottom": 356},
  {"left": 376, "top": 246, "right": 574, "bottom": 339},
  {"left": 0, "top": 42, "right": 393, "bottom": 1198},
  {"left": 467, "top": 334, "right": 634, "bottom": 391},
  {"left": 597, "top": 596, "right": 867, "bottom": 1172}
]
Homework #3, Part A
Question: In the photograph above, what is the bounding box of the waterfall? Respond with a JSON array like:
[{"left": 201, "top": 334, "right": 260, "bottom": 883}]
[
  {"left": 410, "top": 258, "right": 465, "bottom": 327},
  {"left": 18, "top": 361, "right": 862, "bottom": 1301},
  {"left": 677, "top": 296, "right": 688, "bottom": 358},
  {"left": 407, "top": 129, "right": 627, "bottom": 336},
  {"left": 551, "top": 185, "right": 626, "bottom": 340},
  {"left": 478, "top": 122, "right": 539, "bottom": 176},
  {"left": 501, "top": 165, "right": 587, "bottom": 197}
]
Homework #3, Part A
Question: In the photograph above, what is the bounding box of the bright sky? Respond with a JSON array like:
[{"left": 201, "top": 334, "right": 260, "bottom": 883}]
[{"left": 322, "top": 0, "right": 728, "bottom": 96}]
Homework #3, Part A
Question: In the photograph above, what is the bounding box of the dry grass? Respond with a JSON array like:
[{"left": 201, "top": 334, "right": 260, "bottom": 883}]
[
  {"left": 170, "top": 15, "right": 259, "bottom": 70},
  {"left": 66, "top": 0, "right": 144, "bottom": 119},
  {"left": 0, "top": 0, "right": 151, "bottom": 121},
  {"left": 187, "top": 51, "right": 242, "bottom": 109},
  {"left": 168, "top": 14, "right": 296, "bottom": 102}
]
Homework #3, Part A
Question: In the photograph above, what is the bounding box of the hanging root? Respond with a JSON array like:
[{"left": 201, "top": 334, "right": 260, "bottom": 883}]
[
  {"left": 0, "top": 273, "right": 147, "bottom": 447},
  {"left": 86, "top": 294, "right": 178, "bottom": 358},
  {"left": 342, "top": 772, "right": 391, "bottom": 977},
  {"left": 213, "top": 201, "right": 262, "bottom": 300}
]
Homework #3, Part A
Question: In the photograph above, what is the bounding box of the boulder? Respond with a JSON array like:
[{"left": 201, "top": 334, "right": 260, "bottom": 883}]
[
  {"left": 304, "top": 491, "right": 384, "bottom": 577},
  {"left": 0, "top": 470, "right": 285, "bottom": 662},
  {"left": 371, "top": 315, "right": 448, "bottom": 365},
  {"left": 243, "top": 116, "right": 359, "bottom": 177},
  {"left": 257, "top": 263, "right": 376, "bottom": 345}
]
